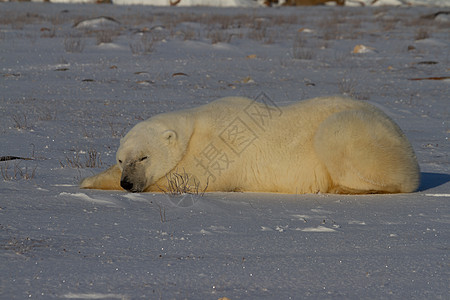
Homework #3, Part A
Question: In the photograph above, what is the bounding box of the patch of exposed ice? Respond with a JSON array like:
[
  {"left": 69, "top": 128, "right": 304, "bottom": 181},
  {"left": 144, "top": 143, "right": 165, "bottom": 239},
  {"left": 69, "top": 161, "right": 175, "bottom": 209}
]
[
  {"left": 298, "top": 226, "right": 337, "bottom": 232},
  {"left": 63, "top": 293, "right": 129, "bottom": 299},
  {"left": 59, "top": 192, "right": 118, "bottom": 206},
  {"left": 348, "top": 220, "right": 367, "bottom": 225},
  {"left": 200, "top": 229, "right": 212, "bottom": 235},
  {"left": 260, "top": 226, "right": 273, "bottom": 231}
]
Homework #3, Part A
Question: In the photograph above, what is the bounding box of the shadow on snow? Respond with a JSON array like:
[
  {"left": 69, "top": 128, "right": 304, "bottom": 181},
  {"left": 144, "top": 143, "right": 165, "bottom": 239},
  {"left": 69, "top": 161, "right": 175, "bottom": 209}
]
[{"left": 418, "top": 172, "right": 450, "bottom": 191}]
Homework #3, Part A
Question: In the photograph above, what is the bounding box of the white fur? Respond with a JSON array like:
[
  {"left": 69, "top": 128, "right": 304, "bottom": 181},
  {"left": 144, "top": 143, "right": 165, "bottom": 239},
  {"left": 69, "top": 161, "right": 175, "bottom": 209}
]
[{"left": 80, "top": 96, "right": 420, "bottom": 194}]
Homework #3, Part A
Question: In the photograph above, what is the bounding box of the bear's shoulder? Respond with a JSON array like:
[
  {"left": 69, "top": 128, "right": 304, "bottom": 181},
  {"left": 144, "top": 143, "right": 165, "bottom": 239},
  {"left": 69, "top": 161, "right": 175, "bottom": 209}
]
[
  {"left": 207, "top": 96, "right": 254, "bottom": 109},
  {"left": 188, "top": 97, "right": 255, "bottom": 118}
]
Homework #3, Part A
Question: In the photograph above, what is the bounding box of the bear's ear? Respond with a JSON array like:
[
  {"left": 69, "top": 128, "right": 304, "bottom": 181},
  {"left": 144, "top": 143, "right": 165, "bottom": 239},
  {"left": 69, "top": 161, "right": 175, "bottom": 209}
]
[{"left": 162, "top": 130, "right": 177, "bottom": 145}]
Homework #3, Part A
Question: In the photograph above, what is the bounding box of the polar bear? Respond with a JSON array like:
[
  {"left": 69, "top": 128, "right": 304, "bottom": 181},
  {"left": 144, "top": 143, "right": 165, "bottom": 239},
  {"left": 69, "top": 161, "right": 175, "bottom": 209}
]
[{"left": 80, "top": 96, "right": 420, "bottom": 194}]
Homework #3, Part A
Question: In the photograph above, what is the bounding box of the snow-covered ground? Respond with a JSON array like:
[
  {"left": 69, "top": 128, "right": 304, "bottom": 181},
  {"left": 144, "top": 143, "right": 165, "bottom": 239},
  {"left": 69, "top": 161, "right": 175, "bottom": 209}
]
[{"left": 1, "top": 2, "right": 449, "bottom": 299}]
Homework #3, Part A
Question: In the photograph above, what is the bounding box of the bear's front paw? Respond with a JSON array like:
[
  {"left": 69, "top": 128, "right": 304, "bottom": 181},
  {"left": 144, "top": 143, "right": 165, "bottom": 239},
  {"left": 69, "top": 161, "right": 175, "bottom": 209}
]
[{"left": 79, "top": 176, "right": 95, "bottom": 189}]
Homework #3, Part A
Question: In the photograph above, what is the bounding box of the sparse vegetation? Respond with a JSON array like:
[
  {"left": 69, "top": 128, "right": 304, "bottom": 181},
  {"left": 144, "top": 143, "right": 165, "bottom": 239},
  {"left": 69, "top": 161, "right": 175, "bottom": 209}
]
[
  {"left": 380, "top": 18, "right": 398, "bottom": 31},
  {"left": 181, "top": 28, "right": 197, "bottom": 41},
  {"left": 40, "top": 26, "right": 57, "bottom": 38},
  {"left": 156, "top": 203, "right": 166, "bottom": 223},
  {"left": 292, "top": 33, "right": 315, "bottom": 60},
  {"left": 130, "top": 33, "right": 156, "bottom": 54},
  {"left": 60, "top": 149, "right": 102, "bottom": 169},
  {"left": 207, "top": 29, "right": 233, "bottom": 44},
  {"left": 108, "top": 122, "right": 128, "bottom": 138},
  {"left": 12, "top": 113, "right": 32, "bottom": 130},
  {"left": 96, "top": 29, "right": 118, "bottom": 44},
  {"left": 247, "top": 19, "right": 272, "bottom": 43},
  {"left": 415, "top": 28, "right": 430, "bottom": 40},
  {"left": 158, "top": 170, "right": 207, "bottom": 196},
  {"left": 1, "top": 161, "right": 36, "bottom": 181},
  {"left": 293, "top": 47, "right": 315, "bottom": 60},
  {"left": 37, "top": 107, "right": 57, "bottom": 121},
  {"left": 338, "top": 78, "right": 369, "bottom": 100},
  {"left": 1, "top": 236, "right": 47, "bottom": 255},
  {"left": 339, "top": 78, "right": 357, "bottom": 97},
  {"left": 64, "top": 36, "right": 85, "bottom": 53}
]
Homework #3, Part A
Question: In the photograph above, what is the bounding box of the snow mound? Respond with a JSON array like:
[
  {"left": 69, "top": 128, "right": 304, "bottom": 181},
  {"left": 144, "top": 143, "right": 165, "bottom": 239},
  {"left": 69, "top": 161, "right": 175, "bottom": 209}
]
[{"left": 74, "top": 17, "right": 121, "bottom": 30}]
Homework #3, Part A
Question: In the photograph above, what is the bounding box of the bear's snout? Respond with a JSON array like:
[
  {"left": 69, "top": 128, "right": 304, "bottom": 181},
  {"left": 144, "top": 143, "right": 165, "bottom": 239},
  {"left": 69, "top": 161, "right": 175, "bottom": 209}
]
[{"left": 120, "top": 178, "right": 134, "bottom": 192}]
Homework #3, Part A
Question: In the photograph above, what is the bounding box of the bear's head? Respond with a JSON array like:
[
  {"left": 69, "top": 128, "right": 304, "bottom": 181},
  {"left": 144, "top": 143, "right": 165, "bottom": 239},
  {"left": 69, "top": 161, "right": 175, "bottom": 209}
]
[{"left": 116, "top": 114, "right": 193, "bottom": 192}]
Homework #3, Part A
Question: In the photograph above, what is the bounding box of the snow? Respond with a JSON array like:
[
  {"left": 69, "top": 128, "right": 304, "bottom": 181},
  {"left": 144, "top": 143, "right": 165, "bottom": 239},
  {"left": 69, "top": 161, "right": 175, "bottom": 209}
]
[
  {"left": 63, "top": 293, "right": 128, "bottom": 299},
  {"left": 0, "top": 1, "right": 449, "bottom": 299}
]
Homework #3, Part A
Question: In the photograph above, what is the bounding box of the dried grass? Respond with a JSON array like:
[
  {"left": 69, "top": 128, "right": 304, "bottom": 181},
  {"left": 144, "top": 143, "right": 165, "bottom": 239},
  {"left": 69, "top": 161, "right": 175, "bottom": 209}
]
[
  {"left": 12, "top": 113, "right": 32, "bottom": 130},
  {"left": 414, "top": 28, "right": 430, "bottom": 40},
  {"left": 292, "top": 33, "right": 315, "bottom": 60},
  {"left": 130, "top": 33, "right": 160, "bottom": 54},
  {"left": 1, "top": 161, "right": 36, "bottom": 181},
  {"left": 60, "top": 149, "right": 102, "bottom": 169},
  {"left": 207, "top": 30, "right": 233, "bottom": 44},
  {"left": 64, "top": 36, "right": 85, "bottom": 53},
  {"left": 96, "top": 29, "right": 119, "bottom": 45},
  {"left": 158, "top": 170, "right": 207, "bottom": 196},
  {"left": 338, "top": 78, "right": 370, "bottom": 100}
]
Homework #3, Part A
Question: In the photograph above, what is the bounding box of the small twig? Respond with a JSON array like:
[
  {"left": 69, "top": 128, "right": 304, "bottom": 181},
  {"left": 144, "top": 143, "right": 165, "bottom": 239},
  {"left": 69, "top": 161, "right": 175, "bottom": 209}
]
[
  {"left": 200, "top": 177, "right": 209, "bottom": 196},
  {"left": 157, "top": 203, "right": 166, "bottom": 223},
  {"left": 408, "top": 76, "right": 450, "bottom": 81},
  {"left": 0, "top": 156, "right": 33, "bottom": 162}
]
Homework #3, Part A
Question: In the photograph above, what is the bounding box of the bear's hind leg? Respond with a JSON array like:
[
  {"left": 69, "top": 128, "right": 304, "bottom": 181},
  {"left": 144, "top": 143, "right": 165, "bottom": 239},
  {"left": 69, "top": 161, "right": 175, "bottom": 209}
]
[
  {"left": 314, "top": 108, "right": 420, "bottom": 194},
  {"left": 80, "top": 164, "right": 123, "bottom": 190}
]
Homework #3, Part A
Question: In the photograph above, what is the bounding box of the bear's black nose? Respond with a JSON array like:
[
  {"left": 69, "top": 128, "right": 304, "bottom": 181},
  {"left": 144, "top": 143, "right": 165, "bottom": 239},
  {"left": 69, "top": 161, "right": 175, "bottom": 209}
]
[{"left": 120, "top": 179, "right": 133, "bottom": 191}]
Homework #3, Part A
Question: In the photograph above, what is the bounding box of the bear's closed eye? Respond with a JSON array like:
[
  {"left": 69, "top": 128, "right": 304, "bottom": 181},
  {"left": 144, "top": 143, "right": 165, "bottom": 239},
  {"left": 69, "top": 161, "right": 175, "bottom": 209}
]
[{"left": 139, "top": 156, "right": 148, "bottom": 162}]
